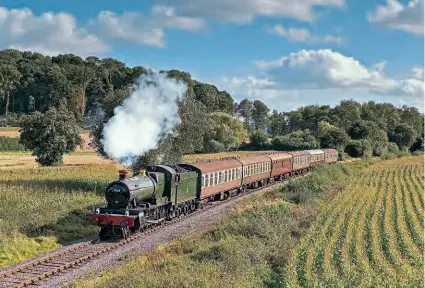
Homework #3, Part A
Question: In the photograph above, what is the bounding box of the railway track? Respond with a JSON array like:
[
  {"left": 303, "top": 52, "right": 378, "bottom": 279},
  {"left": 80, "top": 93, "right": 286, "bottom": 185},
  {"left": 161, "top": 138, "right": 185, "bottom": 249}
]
[{"left": 0, "top": 171, "right": 311, "bottom": 288}]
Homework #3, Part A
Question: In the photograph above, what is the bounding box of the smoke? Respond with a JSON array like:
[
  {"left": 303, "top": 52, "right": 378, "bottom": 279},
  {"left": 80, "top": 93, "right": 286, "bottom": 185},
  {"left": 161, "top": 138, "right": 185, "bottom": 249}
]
[{"left": 101, "top": 73, "right": 187, "bottom": 166}]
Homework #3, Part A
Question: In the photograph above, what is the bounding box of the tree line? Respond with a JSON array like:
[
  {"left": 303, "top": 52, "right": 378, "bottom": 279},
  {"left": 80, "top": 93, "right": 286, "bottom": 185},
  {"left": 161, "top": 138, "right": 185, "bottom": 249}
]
[{"left": 1, "top": 49, "right": 422, "bottom": 166}]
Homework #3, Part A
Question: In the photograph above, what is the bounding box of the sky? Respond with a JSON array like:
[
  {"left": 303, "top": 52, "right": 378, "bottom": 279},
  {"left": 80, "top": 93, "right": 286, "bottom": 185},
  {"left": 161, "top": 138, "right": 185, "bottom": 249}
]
[{"left": 0, "top": 0, "right": 424, "bottom": 112}]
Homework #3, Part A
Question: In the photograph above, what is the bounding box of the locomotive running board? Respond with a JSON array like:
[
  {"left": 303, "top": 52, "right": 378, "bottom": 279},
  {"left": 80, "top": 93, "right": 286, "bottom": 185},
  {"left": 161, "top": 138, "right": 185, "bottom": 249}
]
[{"left": 146, "top": 218, "right": 165, "bottom": 224}]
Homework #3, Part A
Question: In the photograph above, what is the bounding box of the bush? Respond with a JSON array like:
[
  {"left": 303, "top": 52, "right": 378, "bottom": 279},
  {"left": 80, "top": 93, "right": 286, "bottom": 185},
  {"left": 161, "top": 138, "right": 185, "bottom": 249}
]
[
  {"left": 272, "top": 130, "right": 318, "bottom": 151},
  {"left": 412, "top": 151, "right": 424, "bottom": 156},
  {"left": 381, "top": 152, "right": 397, "bottom": 160},
  {"left": 396, "top": 151, "right": 411, "bottom": 158},
  {"left": 345, "top": 139, "right": 372, "bottom": 158},
  {"left": 387, "top": 142, "right": 399, "bottom": 153},
  {"left": 0, "top": 137, "right": 26, "bottom": 151}
]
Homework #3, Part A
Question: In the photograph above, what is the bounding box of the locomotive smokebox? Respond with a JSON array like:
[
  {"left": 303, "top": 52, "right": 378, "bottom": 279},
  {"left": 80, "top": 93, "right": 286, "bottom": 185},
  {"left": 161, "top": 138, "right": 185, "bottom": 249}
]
[{"left": 118, "top": 169, "right": 130, "bottom": 180}]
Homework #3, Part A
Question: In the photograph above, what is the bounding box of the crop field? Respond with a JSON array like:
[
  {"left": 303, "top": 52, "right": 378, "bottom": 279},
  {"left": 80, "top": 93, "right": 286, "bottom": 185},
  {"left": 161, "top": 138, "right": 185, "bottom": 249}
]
[{"left": 286, "top": 156, "right": 424, "bottom": 287}]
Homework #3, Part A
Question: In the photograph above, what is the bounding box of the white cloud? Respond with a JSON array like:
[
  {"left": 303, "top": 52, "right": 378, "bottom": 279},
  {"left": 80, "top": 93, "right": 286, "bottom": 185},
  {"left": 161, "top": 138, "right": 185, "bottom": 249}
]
[
  {"left": 217, "top": 74, "right": 424, "bottom": 112},
  {"left": 368, "top": 0, "right": 424, "bottom": 35},
  {"left": 0, "top": 7, "right": 109, "bottom": 56},
  {"left": 157, "top": 0, "right": 344, "bottom": 23},
  {"left": 214, "top": 50, "right": 424, "bottom": 112},
  {"left": 268, "top": 24, "right": 345, "bottom": 44},
  {"left": 254, "top": 49, "right": 423, "bottom": 98},
  {"left": 91, "top": 6, "right": 205, "bottom": 48}
]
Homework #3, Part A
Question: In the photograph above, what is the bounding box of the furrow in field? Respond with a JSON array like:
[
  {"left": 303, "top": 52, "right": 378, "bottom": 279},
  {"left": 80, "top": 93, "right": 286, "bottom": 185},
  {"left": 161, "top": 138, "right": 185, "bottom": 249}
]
[
  {"left": 391, "top": 166, "right": 423, "bottom": 268},
  {"left": 399, "top": 165, "right": 424, "bottom": 253}
]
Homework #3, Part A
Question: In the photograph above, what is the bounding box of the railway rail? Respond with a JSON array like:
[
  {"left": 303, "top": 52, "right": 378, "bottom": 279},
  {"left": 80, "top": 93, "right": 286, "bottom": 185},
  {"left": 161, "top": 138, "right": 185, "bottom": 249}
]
[{"left": 0, "top": 171, "right": 310, "bottom": 288}]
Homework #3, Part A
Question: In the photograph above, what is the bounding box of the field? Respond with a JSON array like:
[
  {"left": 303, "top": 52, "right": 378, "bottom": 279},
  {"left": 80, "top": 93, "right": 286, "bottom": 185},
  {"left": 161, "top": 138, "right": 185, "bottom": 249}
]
[
  {"left": 0, "top": 127, "right": 93, "bottom": 152},
  {"left": 286, "top": 156, "right": 424, "bottom": 287}
]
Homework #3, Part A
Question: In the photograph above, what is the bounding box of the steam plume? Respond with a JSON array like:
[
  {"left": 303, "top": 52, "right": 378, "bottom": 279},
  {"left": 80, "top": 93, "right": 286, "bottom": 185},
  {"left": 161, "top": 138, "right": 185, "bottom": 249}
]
[{"left": 101, "top": 73, "right": 187, "bottom": 166}]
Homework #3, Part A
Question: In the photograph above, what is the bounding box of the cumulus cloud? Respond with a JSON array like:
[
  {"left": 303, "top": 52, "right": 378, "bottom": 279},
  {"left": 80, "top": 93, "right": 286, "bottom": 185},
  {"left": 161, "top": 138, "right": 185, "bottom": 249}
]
[
  {"left": 157, "top": 0, "right": 344, "bottom": 23},
  {"left": 254, "top": 49, "right": 424, "bottom": 98},
  {"left": 91, "top": 6, "right": 205, "bottom": 48},
  {"left": 0, "top": 6, "right": 108, "bottom": 56},
  {"left": 368, "top": 0, "right": 424, "bottom": 35},
  {"left": 268, "top": 24, "right": 345, "bottom": 44}
]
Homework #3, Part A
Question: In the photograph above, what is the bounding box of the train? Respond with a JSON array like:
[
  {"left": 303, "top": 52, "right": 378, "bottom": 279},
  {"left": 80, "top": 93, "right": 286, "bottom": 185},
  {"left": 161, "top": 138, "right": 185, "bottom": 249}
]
[{"left": 88, "top": 149, "right": 338, "bottom": 240}]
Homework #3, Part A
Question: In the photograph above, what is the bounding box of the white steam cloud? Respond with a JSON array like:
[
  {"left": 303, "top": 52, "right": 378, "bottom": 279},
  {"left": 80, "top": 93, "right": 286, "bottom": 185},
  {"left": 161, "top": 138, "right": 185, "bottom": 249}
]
[{"left": 101, "top": 73, "right": 187, "bottom": 166}]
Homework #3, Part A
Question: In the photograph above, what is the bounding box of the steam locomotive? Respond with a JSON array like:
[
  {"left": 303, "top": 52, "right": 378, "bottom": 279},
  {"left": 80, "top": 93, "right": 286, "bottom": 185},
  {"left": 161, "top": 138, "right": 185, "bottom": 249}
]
[{"left": 88, "top": 149, "right": 338, "bottom": 240}]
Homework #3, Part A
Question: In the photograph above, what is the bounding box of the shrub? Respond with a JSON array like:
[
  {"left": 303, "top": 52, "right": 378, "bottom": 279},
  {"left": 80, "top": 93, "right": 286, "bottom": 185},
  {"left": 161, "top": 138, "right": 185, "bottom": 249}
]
[
  {"left": 345, "top": 139, "right": 372, "bottom": 158},
  {"left": 412, "top": 151, "right": 424, "bottom": 156},
  {"left": 381, "top": 152, "right": 397, "bottom": 160},
  {"left": 272, "top": 130, "right": 318, "bottom": 151},
  {"left": 396, "top": 151, "right": 411, "bottom": 158},
  {"left": 387, "top": 142, "right": 399, "bottom": 153}
]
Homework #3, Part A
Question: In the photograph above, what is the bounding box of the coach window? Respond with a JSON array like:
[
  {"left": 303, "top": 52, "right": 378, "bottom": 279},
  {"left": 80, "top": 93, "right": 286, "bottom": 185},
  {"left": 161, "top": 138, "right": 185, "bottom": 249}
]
[
  {"left": 202, "top": 175, "right": 205, "bottom": 188},
  {"left": 208, "top": 173, "right": 211, "bottom": 186}
]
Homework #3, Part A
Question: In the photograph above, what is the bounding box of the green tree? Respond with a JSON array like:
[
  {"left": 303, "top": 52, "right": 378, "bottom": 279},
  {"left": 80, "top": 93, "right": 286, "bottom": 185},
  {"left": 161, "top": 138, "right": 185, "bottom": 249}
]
[
  {"left": 18, "top": 107, "right": 83, "bottom": 166},
  {"left": 236, "top": 99, "right": 253, "bottom": 129},
  {"left": 389, "top": 123, "right": 417, "bottom": 151},
  {"left": 272, "top": 130, "right": 318, "bottom": 151},
  {"left": 252, "top": 100, "right": 270, "bottom": 130},
  {"left": 331, "top": 99, "right": 361, "bottom": 130},
  {"left": 203, "top": 112, "right": 248, "bottom": 152},
  {"left": 317, "top": 121, "right": 349, "bottom": 151},
  {"left": 249, "top": 130, "right": 269, "bottom": 150},
  {"left": 345, "top": 139, "right": 372, "bottom": 158},
  {"left": 268, "top": 110, "right": 285, "bottom": 137},
  {"left": 0, "top": 64, "right": 22, "bottom": 116}
]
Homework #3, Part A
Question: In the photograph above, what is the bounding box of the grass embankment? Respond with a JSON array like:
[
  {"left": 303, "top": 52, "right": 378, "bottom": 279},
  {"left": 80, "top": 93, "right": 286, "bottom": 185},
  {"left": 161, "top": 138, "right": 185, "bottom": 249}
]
[
  {"left": 0, "top": 165, "right": 118, "bottom": 268},
  {"left": 74, "top": 161, "right": 362, "bottom": 288}
]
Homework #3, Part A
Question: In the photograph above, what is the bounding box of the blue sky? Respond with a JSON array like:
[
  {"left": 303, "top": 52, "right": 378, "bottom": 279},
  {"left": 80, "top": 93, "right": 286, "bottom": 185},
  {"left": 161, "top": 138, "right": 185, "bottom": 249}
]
[{"left": 0, "top": 0, "right": 423, "bottom": 112}]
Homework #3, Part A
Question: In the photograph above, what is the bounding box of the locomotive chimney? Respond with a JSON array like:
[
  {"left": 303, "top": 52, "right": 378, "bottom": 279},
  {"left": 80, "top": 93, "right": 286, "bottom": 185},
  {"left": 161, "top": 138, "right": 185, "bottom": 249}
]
[{"left": 118, "top": 169, "right": 130, "bottom": 180}]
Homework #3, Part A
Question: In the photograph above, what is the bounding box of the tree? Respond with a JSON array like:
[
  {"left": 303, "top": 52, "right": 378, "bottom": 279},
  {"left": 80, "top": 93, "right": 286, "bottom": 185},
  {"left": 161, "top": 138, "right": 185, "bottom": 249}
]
[
  {"left": 249, "top": 130, "right": 269, "bottom": 150},
  {"left": 268, "top": 110, "right": 285, "bottom": 137},
  {"left": 18, "top": 107, "right": 83, "bottom": 166},
  {"left": 331, "top": 99, "right": 361, "bottom": 130},
  {"left": 0, "top": 64, "right": 22, "bottom": 115},
  {"left": 317, "top": 121, "right": 349, "bottom": 151},
  {"left": 203, "top": 112, "right": 248, "bottom": 153},
  {"left": 236, "top": 99, "right": 253, "bottom": 129},
  {"left": 284, "top": 110, "right": 303, "bottom": 132},
  {"left": 252, "top": 100, "right": 270, "bottom": 130},
  {"left": 272, "top": 130, "right": 318, "bottom": 151},
  {"left": 347, "top": 120, "right": 389, "bottom": 156},
  {"left": 345, "top": 139, "right": 372, "bottom": 158},
  {"left": 389, "top": 123, "right": 417, "bottom": 151}
]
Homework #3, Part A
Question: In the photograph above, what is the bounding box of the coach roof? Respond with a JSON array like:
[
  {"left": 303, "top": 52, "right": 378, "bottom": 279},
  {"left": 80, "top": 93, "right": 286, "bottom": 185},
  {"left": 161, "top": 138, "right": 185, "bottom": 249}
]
[
  {"left": 305, "top": 149, "right": 324, "bottom": 155},
  {"left": 188, "top": 158, "right": 241, "bottom": 173}
]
